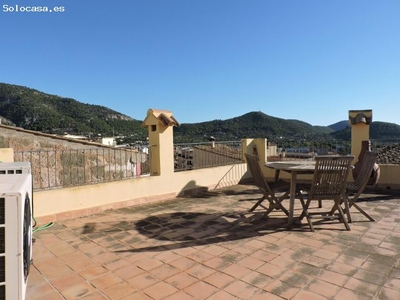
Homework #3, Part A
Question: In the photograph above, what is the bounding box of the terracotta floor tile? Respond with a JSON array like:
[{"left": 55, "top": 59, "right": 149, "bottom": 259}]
[
  {"left": 154, "top": 250, "right": 182, "bottom": 263},
  {"left": 257, "top": 262, "right": 286, "bottom": 278},
  {"left": 27, "top": 272, "right": 46, "bottom": 288},
  {"left": 68, "top": 257, "right": 98, "bottom": 272},
  {"left": 120, "top": 291, "right": 154, "bottom": 300},
  {"left": 58, "top": 251, "right": 89, "bottom": 263},
  {"left": 207, "top": 290, "right": 243, "bottom": 300},
  {"left": 320, "top": 243, "right": 347, "bottom": 254},
  {"left": 312, "top": 248, "right": 340, "bottom": 261},
  {"left": 264, "top": 279, "right": 301, "bottom": 299},
  {"left": 186, "top": 250, "right": 215, "bottom": 263},
  {"left": 163, "top": 291, "right": 196, "bottom": 300},
  {"left": 124, "top": 251, "right": 155, "bottom": 263},
  {"left": 37, "top": 264, "right": 74, "bottom": 280},
  {"left": 249, "top": 290, "right": 285, "bottom": 300},
  {"left": 142, "top": 281, "right": 178, "bottom": 299},
  {"left": 78, "top": 265, "right": 109, "bottom": 280},
  {"left": 135, "top": 258, "right": 164, "bottom": 271},
  {"left": 335, "top": 254, "right": 366, "bottom": 268},
  {"left": 334, "top": 288, "right": 366, "bottom": 300},
  {"left": 249, "top": 249, "right": 279, "bottom": 262},
  {"left": 81, "top": 245, "right": 107, "bottom": 258},
  {"left": 201, "top": 244, "right": 229, "bottom": 256},
  {"left": 384, "top": 277, "right": 400, "bottom": 291},
  {"left": 61, "top": 282, "right": 96, "bottom": 300},
  {"left": 203, "top": 272, "right": 236, "bottom": 289},
  {"left": 219, "top": 250, "right": 245, "bottom": 263},
  {"left": 307, "top": 278, "right": 341, "bottom": 298},
  {"left": 344, "top": 277, "right": 380, "bottom": 297},
  {"left": 47, "top": 241, "right": 78, "bottom": 257},
  {"left": 278, "top": 270, "right": 312, "bottom": 288},
  {"left": 290, "top": 262, "right": 321, "bottom": 277},
  {"left": 276, "top": 237, "right": 301, "bottom": 250},
  {"left": 26, "top": 282, "right": 57, "bottom": 300},
  {"left": 301, "top": 238, "right": 325, "bottom": 248},
  {"left": 31, "top": 291, "right": 65, "bottom": 300},
  {"left": 241, "top": 271, "right": 274, "bottom": 288},
  {"left": 184, "top": 281, "right": 219, "bottom": 299},
  {"left": 221, "top": 263, "right": 252, "bottom": 279},
  {"left": 50, "top": 273, "right": 85, "bottom": 291},
  {"left": 169, "top": 257, "right": 198, "bottom": 270},
  {"left": 81, "top": 292, "right": 109, "bottom": 300},
  {"left": 318, "top": 270, "right": 350, "bottom": 287},
  {"left": 291, "top": 290, "right": 327, "bottom": 300},
  {"left": 357, "top": 268, "right": 388, "bottom": 286},
  {"left": 187, "top": 264, "right": 216, "bottom": 279},
  {"left": 31, "top": 257, "right": 64, "bottom": 270},
  {"left": 223, "top": 280, "right": 259, "bottom": 299},
  {"left": 102, "top": 281, "right": 137, "bottom": 300},
  {"left": 128, "top": 273, "right": 161, "bottom": 290},
  {"left": 378, "top": 287, "right": 400, "bottom": 299},
  {"left": 270, "top": 255, "right": 297, "bottom": 269},
  {"left": 92, "top": 251, "right": 121, "bottom": 265},
  {"left": 243, "top": 239, "right": 269, "bottom": 250},
  {"left": 148, "top": 263, "right": 181, "bottom": 280},
  {"left": 203, "top": 257, "right": 232, "bottom": 270},
  {"left": 326, "top": 261, "right": 358, "bottom": 276},
  {"left": 302, "top": 255, "right": 331, "bottom": 268},
  {"left": 91, "top": 272, "right": 123, "bottom": 290},
  {"left": 237, "top": 256, "right": 265, "bottom": 270},
  {"left": 172, "top": 246, "right": 198, "bottom": 256},
  {"left": 113, "top": 264, "right": 145, "bottom": 281},
  {"left": 103, "top": 258, "right": 132, "bottom": 271},
  {"left": 165, "top": 272, "right": 199, "bottom": 289}
]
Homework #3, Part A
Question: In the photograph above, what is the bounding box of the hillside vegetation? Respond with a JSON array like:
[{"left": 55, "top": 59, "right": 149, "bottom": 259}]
[
  {"left": 2, "top": 83, "right": 400, "bottom": 143},
  {"left": 0, "top": 83, "right": 146, "bottom": 138}
]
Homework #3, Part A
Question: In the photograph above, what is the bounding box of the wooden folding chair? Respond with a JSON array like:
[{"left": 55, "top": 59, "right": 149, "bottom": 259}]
[
  {"left": 244, "top": 153, "right": 290, "bottom": 216},
  {"left": 298, "top": 155, "right": 354, "bottom": 232},
  {"left": 344, "top": 151, "right": 378, "bottom": 223}
]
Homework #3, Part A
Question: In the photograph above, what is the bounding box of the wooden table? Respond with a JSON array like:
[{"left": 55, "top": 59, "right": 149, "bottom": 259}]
[{"left": 265, "top": 160, "right": 316, "bottom": 227}]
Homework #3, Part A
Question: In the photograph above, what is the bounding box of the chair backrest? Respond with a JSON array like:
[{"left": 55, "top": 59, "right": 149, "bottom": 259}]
[
  {"left": 309, "top": 155, "right": 354, "bottom": 200},
  {"left": 244, "top": 153, "right": 273, "bottom": 195},
  {"left": 353, "top": 151, "right": 378, "bottom": 194}
]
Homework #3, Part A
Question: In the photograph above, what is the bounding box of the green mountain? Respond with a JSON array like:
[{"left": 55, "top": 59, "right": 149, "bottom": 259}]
[
  {"left": 331, "top": 121, "right": 400, "bottom": 141},
  {"left": 0, "top": 83, "right": 146, "bottom": 138},
  {"left": 2, "top": 82, "right": 400, "bottom": 143},
  {"left": 175, "top": 112, "right": 334, "bottom": 142}
]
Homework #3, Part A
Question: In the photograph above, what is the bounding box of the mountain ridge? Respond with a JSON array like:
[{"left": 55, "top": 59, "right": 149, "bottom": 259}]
[{"left": 2, "top": 82, "right": 400, "bottom": 142}]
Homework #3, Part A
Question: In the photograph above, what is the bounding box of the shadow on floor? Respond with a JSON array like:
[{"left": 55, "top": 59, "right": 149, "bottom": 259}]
[{"left": 114, "top": 211, "right": 294, "bottom": 253}]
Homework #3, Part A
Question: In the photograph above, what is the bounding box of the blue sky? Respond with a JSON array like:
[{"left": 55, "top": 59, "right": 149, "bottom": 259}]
[{"left": 1, "top": 1, "right": 399, "bottom": 126}]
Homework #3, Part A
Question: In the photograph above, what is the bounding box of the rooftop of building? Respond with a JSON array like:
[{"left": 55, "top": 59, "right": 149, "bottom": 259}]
[{"left": 27, "top": 183, "right": 400, "bottom": 300}]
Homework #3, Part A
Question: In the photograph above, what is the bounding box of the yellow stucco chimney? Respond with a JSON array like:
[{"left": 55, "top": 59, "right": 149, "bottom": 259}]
[
  {"left": 142, "top": 109, "right": 180, "bottom": 176},
  {"left": 349, "top": 109, "right": 372, "bottom": 162}
]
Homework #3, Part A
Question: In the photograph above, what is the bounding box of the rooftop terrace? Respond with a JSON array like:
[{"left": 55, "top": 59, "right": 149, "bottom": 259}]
[{"left": 27, "top": 183, "right": 400, "bottom": 300}]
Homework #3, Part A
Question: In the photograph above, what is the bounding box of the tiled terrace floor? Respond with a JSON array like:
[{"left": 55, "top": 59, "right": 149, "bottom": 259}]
[{"left": 27, "top": 184, "right": 400, "bottom": 300}]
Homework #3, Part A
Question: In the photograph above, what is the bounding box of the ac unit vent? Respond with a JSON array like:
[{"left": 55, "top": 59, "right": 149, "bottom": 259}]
[{"left": 0, "top": 173, "right": 33, "bottom": 300}]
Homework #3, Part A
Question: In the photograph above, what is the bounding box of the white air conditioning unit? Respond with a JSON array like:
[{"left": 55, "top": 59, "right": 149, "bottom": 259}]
[
  {"left": 0, "top": 162, "right": 31, "bottom": 175},
  {"left": 0, "top": 173, "right": 33, "bottom": 300}
]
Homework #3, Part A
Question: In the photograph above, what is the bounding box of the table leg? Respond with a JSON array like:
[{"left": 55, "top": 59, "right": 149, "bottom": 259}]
[
  {"left": 288, "top": 171, "right": 297, "bottom": 228},
  {"left": 274, "top": 170, "right": 280, "bottom": 182}
]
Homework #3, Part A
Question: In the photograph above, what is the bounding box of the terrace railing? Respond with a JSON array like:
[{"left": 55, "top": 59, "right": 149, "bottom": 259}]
[
  {"left": 14, "top": 148, "right": 150, "bottom": 191},
  {"left": 174, "top": 141, "right": 243, "bottom": 171},
  {"left": 268, "top": 140, "right": 352, "bottom": 161}
]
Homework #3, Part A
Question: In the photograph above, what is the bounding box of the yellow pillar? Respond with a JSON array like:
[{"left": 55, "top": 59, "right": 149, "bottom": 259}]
[
  {"left": 142, "top": 109, "right": 179, "bottom": 176},
  {"left": 241, "top": 138, "right": 267, "bottom": 161},
  {"left": 349, "top": 109, "right": 372, "bottom": 162},
  {"left": 0, "top": 148, "right": 14, "bottom": 162}
]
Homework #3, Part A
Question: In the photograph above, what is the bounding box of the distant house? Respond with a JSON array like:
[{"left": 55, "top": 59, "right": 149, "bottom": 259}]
[
  {"left": 100, "top": 137, "right": 116, "bottom": 147},
  {"left": 62, "top": 134, "right": 88, "bottom": 140}
]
